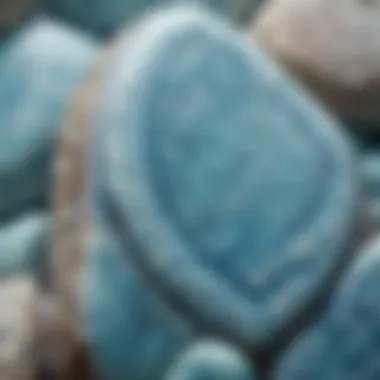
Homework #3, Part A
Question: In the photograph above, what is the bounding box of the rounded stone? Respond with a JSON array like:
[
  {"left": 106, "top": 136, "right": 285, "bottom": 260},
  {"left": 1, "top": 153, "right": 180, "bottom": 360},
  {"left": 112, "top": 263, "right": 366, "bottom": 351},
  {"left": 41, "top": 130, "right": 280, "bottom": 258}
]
[
  {"left": 273, "top": 234, "right": 380, "bottom": 380},
  {"left": 0, "top": 16, "right": 98, "bottom": 219},
  {"left": 252, "top": 0, "right": 380, "bottom": 129},
  {"left": 91, "top": 5, "right": 359, "bottom": 348},
  {"left": 0, "top": 211, "right": 51, "bottom": 281},
  {"left": 42, "top": 0, "right": 266, "bottom": 38},
  {"left": 164, "top": 340, "right": 256, "bottom": 380}
]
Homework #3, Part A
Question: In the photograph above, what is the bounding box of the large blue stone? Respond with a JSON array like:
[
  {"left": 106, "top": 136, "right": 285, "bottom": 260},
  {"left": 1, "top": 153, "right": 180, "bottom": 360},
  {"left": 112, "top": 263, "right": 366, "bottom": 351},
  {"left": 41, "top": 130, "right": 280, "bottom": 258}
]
[
  {"left": 90, "top": 4, "right": 359, "bottom": 351},
  {"left": 0, "top": 16, "right": 98, "bottom": 219},
  {"left": 273, "top": 234, "right": 380, "bottom": 380},
  {"left": 42, "top": 0, "right": 265, "bottom": 38}
]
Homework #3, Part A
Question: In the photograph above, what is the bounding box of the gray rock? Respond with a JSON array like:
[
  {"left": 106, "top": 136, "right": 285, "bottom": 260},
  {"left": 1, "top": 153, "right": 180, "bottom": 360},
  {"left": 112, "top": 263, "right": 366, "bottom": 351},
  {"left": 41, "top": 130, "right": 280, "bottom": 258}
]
[
  {"left": 252, "top": 0, "right": 380, "bottom": 128},
  {"left": 0, "top": 276, "right": 38, "bottom": 379},
  {"left": 52, "top": 4, "right": 361, "bottom": 378},
  {"left": 42, "top": 0, "right": 266, "bottom": 38},
  {"left": 0, "top": 0, "right": 35, "bottom": 32}
]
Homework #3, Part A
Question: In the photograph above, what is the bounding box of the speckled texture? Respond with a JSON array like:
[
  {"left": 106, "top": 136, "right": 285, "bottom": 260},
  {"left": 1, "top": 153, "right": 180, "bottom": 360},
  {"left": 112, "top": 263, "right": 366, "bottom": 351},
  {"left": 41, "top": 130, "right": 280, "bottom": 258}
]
[
  {"left": 273, "top": 234, "right": 380, "bottom": 380},
  {"left": 0, "top": 211, "right": 51, "bottom": 281},
  {"left": 0, "top": 16, "right": 98, "bottom": 220},
  {"left": 0, "top": 276, "right": 38, "bottom": 379},
  {"left": 92, "top": 5, "right": 358, "bottom": 348},
  {"left": 42, "top": 0, "right": 265, "bottom": 38},
  {"left": 252, "top": 0, "right": 380, "bottom": 129}
]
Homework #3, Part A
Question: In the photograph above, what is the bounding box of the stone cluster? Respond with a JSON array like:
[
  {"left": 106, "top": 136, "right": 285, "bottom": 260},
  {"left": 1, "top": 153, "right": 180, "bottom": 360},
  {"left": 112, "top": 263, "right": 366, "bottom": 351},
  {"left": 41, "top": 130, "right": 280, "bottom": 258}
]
[{"left": 1, "top": 0, "right": 380, "bottom": 379}]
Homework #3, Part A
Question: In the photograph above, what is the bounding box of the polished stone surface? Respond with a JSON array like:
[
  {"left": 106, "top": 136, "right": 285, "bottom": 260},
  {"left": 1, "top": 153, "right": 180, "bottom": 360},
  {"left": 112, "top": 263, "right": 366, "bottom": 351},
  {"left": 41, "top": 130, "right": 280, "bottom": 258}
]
[
  {"left": 91, "top": 5, "right": 358, "bottom": 350},
  {"left": 252, "top": 0, "right": 380, "bottom": 129},
  {"left": 0, "top": 211, "right": 51, "bottom": 281},
  {"left": 0, "top": 16, "right": 98, "bottom": 219},
  {"left": 273, "top": 235, "right": 380, "bottom": 380}
]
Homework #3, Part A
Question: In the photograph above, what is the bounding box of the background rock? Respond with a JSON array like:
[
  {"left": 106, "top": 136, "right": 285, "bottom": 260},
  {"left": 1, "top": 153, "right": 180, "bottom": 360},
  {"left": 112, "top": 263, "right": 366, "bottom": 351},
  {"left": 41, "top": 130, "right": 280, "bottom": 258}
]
[{"left": 252, "top": 0, "right": 380, "bottom": 129}]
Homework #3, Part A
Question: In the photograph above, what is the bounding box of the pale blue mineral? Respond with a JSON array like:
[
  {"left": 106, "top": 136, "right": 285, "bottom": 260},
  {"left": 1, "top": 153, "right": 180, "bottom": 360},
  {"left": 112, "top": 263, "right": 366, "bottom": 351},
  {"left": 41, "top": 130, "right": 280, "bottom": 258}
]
[
  {"left": 0, "top": 211, "right": 50, "bottom": 280},
  {"left": 165, "top": 341, "right": 256, "bottom": 380},
  {"left": 0, "top": 16, "right": 99, "bottom": 219},
  {"left": 81, "top": 5, "right": 360, "bottom": 378},
  {"left": 273, "top": 234, "right": 380, "bottom": 380}
]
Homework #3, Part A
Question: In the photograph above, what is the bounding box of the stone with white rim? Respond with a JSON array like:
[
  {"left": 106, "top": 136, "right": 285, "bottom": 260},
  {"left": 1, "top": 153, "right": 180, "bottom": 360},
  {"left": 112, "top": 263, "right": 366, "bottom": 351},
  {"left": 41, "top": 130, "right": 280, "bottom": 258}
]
[
  {"left": 90, "top": 3, "right": 358, "bottom": 352},
  {"left": 50, "top": 4, "right": 366, "bottom": 378}
]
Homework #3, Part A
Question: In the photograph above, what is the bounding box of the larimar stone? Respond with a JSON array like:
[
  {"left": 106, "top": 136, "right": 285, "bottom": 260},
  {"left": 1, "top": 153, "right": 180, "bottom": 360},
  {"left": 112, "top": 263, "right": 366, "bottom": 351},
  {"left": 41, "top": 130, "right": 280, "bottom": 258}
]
[
  {"left": 273, "top": 234, "right": 380, "bottom": 380},
  {"left": 164, "top": 341, "right": 256, "bottom": 380},
  {"left": 91, "top": 4, "right": 358, "bottom": 350},
  {"left": 41, "top": 0, "right": 266, "bottom": 38},
  {"left": 0, "top": 16, "right": 98, "bottom": 219},
  {"left": 0, "top": 211, "right": 50, "bottom": 280},
  {"left": 51, "top": 4, "right": 361, "bottom": 379}
]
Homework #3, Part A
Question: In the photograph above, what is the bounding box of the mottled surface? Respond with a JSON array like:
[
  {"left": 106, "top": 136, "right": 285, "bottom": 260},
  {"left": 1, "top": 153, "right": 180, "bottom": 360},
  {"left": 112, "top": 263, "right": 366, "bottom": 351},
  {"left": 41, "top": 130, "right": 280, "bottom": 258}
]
[
  {"left": 42, "top": 0, "right": 265, "bottom": 38},
  {"left": 93, "top": 5, "right": 358, "bottom": 348},
  {"left": 0, "top": 276, "right": 37, "bottom": 379},
  {"left": 252, "top": 0, "right": 380, "bottom": 128},
  {"left": 273, "top": 235, "right": 380, "bottom": 380},
  {"left": 0, "top": 16, "right": 98, "bottom": 219}
]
